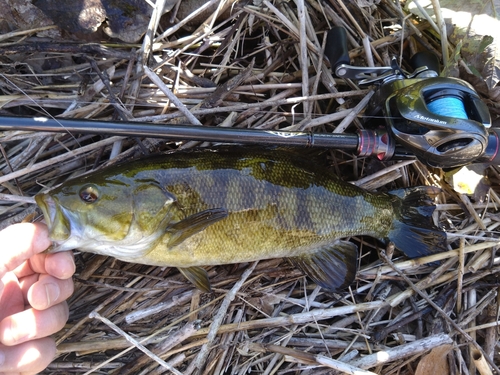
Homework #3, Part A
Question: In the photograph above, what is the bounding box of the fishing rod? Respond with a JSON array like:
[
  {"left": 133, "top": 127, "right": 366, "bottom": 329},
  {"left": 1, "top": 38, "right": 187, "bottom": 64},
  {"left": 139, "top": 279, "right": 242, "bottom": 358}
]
[
  {"left": 0, "top": 27, "right": 498, "bottom": 168},
  {"left": 0, "top": 114, "right": 391, "bottom": 157}
]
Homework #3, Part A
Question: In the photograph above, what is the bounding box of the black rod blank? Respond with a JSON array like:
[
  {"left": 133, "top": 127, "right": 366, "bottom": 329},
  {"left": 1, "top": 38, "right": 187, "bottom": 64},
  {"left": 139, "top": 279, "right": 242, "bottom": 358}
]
[{"left": 0, "top": 116, "right": 361, "bottom": 150}]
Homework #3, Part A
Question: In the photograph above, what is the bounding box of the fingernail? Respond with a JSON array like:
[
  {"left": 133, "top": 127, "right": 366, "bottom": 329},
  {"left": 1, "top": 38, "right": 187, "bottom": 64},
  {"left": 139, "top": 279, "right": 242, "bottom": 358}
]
[
  {"left": 44, "top": 283, "right": 60, "bottom": 308},
  {"left": 56, "top": 252, "right": 76, "bottom": 279}
]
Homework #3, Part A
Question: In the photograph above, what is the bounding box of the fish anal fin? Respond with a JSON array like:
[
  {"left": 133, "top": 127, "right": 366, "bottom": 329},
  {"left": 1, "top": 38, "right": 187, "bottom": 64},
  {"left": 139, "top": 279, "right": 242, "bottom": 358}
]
[
  {"left": 167, "top": 208, "right": 228, "bottom": 248},
  {"left": 178, "top": 266, "right": 212, "bottom": 293},
  {"left": 288, "top": 240, "right": 358, "bottom": 292}
]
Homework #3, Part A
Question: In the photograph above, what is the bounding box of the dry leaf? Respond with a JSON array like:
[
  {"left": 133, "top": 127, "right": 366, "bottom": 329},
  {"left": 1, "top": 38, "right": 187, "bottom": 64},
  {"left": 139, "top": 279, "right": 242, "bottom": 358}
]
[
  {"left": 32, "top": 0, "right": 175, "bottom": 42},
  {"left": 415, "top": 344, "right": 453, "bottom": 375},
  {"left": 0, "top": 0, "right": 59, "bottom": 37},
  {"left": 446, "top": 164, "right": 489, "bottom": 199},
  {"left": 247, "top": 294, "right": 283, "bottom": 316}
]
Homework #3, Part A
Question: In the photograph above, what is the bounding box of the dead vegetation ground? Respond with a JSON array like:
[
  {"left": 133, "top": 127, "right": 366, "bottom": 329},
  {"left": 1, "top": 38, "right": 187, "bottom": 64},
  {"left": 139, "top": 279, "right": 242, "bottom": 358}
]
[{"left": 0, "top": 0, "right": 500, "bottom": 374}]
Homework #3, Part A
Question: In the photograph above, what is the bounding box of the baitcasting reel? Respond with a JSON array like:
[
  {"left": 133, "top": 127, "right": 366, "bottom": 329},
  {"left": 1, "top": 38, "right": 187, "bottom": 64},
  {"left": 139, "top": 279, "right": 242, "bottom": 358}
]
[{"left": 325, "top": 26, "right": 498, "bottom": 168}]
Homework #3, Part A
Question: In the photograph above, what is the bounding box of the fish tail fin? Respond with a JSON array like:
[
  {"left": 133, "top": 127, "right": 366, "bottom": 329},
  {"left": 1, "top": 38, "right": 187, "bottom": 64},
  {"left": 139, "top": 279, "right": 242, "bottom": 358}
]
[{"left": 387, "top": 186, "right": 447, "bottom": 258}]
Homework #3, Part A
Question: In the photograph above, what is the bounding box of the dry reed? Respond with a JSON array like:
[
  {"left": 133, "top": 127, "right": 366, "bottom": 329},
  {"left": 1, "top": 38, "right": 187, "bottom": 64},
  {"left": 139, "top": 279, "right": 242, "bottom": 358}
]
[{"left": 0, "top": 0, "right": 499, "bottom": 374}]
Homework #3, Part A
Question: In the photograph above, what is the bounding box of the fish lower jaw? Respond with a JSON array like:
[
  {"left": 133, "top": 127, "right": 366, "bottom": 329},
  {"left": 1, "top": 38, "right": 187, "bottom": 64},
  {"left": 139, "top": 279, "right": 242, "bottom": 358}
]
[{"left": 67, "top": 232, "right": 164, "bottom": 259}]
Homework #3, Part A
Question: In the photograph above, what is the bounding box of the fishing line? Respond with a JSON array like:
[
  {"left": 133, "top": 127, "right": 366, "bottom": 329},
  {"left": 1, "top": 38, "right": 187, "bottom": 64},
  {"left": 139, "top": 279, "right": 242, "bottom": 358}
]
[
  {"left": 0, "top": 74, "right": 110, "bottom": 175},
  {"left": 0, "top": 74, "right": 82, "bottom": 143},
  {"left": 0, "top": 82, "right": 409, "bottom": 125},
  {"left": 426, "top": 95, "right": 468, "bottom": 119},
  {"left": 3, "top": 72, "right": 426, "bottom": 147}
]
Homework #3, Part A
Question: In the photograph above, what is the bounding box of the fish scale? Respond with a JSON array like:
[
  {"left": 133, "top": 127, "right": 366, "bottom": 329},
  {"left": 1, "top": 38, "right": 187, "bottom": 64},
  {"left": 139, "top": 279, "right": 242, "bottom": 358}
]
[{"left": 35, "top": 148, "right": 447, "bottom": 292}]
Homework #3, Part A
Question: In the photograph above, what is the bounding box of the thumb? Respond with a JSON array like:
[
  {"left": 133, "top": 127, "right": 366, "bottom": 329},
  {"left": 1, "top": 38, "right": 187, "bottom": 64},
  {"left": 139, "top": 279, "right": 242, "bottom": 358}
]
[{"left": 0, "top": 223, "right": 52, "bottom": 282}]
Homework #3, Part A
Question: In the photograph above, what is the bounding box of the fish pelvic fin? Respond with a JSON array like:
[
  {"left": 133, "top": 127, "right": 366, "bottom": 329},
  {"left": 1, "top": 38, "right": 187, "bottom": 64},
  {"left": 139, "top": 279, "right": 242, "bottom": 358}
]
[
  {"left": 178, "top": 266, "right": 211, "bottom": 293},
  {"left": 388, "top": 186, "right": 447, "bottom": 258},
  {"left": 288, "top": 240, "right": 358, "bottom": 292}
]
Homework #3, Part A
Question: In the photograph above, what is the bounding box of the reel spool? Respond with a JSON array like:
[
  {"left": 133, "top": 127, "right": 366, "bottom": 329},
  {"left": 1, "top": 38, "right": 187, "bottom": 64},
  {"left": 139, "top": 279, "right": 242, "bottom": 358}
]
[{"left": 384, "top": 77, "right": 491, "bottom": 167}]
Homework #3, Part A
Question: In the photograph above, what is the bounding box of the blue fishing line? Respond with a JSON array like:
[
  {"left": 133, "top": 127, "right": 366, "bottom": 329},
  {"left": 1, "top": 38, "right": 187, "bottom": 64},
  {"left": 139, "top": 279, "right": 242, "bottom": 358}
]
[{"left": 427, "top": 96, "right": 468, "bottom": 119}]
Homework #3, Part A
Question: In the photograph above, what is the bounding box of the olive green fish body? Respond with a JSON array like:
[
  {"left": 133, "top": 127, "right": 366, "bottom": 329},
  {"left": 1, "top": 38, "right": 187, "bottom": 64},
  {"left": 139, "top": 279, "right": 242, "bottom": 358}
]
[
  {"left": 142, "top": 159, "right": 391, "bottom": 267},
  {"left": 35, "top": 148, "right": 446, "bottom": 292}
]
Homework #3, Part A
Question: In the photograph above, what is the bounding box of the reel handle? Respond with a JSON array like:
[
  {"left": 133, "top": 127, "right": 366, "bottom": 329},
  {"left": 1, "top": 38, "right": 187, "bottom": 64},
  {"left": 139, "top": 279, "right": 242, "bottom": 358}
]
[
  {"left": 409, "top": 51, "right": 440, "bottom": 75},
  {"left": 325, "top": 27, "right": 350, "bottom": 72}
]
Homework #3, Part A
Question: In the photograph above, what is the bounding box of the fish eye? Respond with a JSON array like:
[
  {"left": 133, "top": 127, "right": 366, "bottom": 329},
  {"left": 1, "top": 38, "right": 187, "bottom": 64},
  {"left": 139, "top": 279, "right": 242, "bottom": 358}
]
[{"left": 79, "top": 185, "right": 99, "bottom": 203}]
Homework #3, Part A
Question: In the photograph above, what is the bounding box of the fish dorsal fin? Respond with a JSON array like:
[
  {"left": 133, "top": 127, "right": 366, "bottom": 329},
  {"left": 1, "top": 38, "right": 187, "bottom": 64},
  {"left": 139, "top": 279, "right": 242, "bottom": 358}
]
[
  {"left": 167, "top": 208, "right": 228, "bottom": 248},
  {"left": 288, "top": 240, "right": 358, "bottom": 292},
  {"left": 178, "top": 266, "right": 211, "bottom": 292}
]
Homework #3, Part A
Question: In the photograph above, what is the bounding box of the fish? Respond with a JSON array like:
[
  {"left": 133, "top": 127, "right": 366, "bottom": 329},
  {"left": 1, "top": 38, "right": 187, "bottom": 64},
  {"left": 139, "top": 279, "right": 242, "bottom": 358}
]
[{"left": 35, "top": 148, "right": 447, "bottom": 292}]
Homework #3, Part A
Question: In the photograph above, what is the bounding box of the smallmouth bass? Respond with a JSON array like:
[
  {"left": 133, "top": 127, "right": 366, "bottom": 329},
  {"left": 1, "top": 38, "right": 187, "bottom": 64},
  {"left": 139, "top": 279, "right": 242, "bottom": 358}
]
[{"left": 35, "top": 148, "right": 447, "bottom": 292}]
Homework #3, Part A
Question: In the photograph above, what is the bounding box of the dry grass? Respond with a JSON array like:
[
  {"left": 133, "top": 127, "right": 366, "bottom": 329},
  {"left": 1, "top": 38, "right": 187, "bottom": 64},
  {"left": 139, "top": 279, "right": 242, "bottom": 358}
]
[{"left": 0, "top": 0, "right": 499, "bottom": 374}]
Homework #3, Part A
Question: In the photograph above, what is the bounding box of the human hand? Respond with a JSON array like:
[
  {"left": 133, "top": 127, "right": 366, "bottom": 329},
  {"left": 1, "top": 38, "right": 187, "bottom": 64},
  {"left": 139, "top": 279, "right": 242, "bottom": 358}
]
[{"left": 0, "top": 222, "right": 75, "bottom": 374}]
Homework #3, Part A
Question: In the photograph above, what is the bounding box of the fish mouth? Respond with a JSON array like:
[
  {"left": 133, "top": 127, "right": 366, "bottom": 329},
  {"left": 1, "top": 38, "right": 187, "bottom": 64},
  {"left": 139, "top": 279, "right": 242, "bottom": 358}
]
[
  {"left": 35, "top": 193, "right": 56, "bottom": 228},
  {"left": 35, "top": 193, "right": 71, "bottom": 242}
]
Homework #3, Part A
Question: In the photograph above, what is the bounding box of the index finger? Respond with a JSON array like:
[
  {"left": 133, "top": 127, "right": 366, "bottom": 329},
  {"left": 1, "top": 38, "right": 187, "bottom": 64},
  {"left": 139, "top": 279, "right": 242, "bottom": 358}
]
[{"left": 0, "top": 223, "right": 51, "bottom": 281}]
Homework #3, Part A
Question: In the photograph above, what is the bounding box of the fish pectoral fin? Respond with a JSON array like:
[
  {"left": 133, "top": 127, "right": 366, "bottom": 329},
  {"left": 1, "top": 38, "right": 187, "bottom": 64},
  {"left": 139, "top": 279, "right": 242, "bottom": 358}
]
[
  {"left": 288, "top": 240, "right": 358, "bottom": 292},
  {"left": 178, "top": 267, "right": 211, "bottom": 293},
  {"left": 166, "top": 208, "right": 228, "bottom": 248}
]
